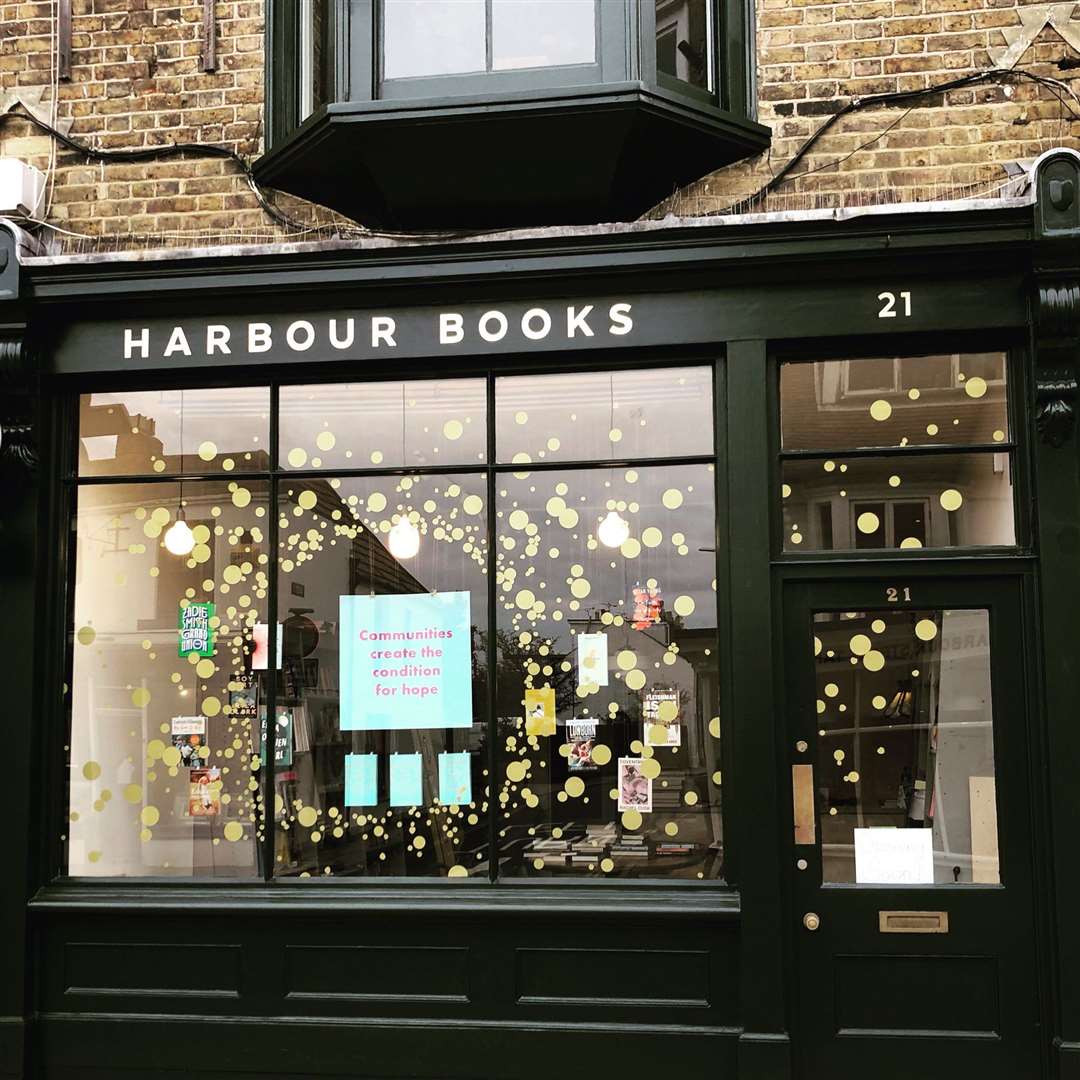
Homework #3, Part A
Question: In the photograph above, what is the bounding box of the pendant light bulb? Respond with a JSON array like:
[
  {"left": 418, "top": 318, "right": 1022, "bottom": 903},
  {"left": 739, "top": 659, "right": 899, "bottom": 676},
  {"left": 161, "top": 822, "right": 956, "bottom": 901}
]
[
  {"left": 598, "top": 510, "right": 630, "bottom": 548},
  {"left": 164, "top": 516, "right": 195, "bottom": 557},
  {"left": 388, "top": 516, "right": 421, "bottom": 560}
]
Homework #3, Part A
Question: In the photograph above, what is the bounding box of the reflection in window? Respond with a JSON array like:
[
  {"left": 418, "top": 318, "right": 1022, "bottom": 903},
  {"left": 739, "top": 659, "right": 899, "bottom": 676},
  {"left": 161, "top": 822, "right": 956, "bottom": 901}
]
[
  {"left": 79, "top": 389, "right": 270, "bottom": 477},
  {"left": 494, "top": 460, "right": 723, "bottom": 879},
  {"left": 495, "top": 366, "right": 713, "bottom": 464},
  {"left": 273, "top": 474, "right": 488, "bottom": 878},
  {"left": 300, "top": 0, "right": 330, "bottom": 120},
  {"left": 811, "top": 609, "right": 1000, "bottom": 885},
  {"left": 69, "top": 480, "right": 270, "bottom": 876},
  {"left": 781, "top": 453, "right": 1014, "bottom": 551},
  {"left": 656, "top": 0, "right": 713, "bottom": 92},
  {"left": 279, "top": 379, "right": 487, "bottom": 470},
  {"left": 383, "top": 0, "right": 595, "bottom": 80},
  {"left": 779, "top": 354, "right": 1015, "bottom": 552}
]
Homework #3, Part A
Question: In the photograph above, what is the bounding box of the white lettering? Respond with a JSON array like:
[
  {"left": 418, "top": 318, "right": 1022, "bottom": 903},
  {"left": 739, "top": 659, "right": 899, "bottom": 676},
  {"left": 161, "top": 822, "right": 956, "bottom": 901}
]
[
  {"left": 440, "top": 313, "right": 464, "bottom": 344},
  {"left": 329, "top": 318, "right": 354, "bottom": 349},
  {"left": 371, "top": 316, "right": 397, "bottom": 347},
  {"left": 521, "top": 308, "right": 552, "bottom": 341},
  {"left": 206, "top": 324, "right": 231, "bottom": 355},
  {"left": 163, "top": 327, "right": 191, "bottom": 358},
  {"left": 124, "top": 328, "right": 149, "bottom": 359},
  {"left": 286, "top": 320, "right": 315, "bottom": 351},
  {"left": 479, "top": 310, "right": 508, "bottom": 343},
  {"left": 248, "top": 323, "right": 272, "bottom": 353},
  {"left": 608, "top": 302, "right": 633, "bottom": 336},
  {"left": 567, "top": 305, "right": 594, "bottom": 338}
]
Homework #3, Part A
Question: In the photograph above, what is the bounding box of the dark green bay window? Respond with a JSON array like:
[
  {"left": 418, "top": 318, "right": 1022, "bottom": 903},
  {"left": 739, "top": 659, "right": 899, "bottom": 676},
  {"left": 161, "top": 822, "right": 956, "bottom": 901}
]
[{"left": 257, "top": 0, "right": 769, "bottom": 227}]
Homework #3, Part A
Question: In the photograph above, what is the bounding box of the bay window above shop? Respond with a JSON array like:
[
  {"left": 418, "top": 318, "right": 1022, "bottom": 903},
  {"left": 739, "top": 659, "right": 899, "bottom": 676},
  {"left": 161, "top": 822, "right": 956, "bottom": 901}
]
[{"left": 256, "top": 0, "right": 769, "bottom": 228}]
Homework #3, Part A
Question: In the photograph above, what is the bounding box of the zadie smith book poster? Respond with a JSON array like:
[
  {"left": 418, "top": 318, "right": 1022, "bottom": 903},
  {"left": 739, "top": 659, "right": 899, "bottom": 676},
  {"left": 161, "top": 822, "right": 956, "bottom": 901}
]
[{"left": 340, "top": 591, "right": 473, "bottom": 730}]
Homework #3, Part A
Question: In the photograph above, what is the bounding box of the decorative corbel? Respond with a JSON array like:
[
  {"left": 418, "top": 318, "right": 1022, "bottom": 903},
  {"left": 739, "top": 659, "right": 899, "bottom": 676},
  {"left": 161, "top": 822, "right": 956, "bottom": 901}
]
[
  {"left": 0, "top": 225, "right": 35, "bottom": 473},
  {"left": 1033, "top": 150, "right": 1080, "bottom": 448}
]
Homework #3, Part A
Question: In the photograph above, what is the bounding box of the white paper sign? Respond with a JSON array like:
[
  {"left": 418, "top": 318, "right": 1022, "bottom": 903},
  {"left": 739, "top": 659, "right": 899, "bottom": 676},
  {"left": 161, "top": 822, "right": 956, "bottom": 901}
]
[
  {"left": 854, "top": 827, "right": 935, "bottom": 884},
  {"left": 577, "top": 632, "right": 609, "bottom": 687},
  {"left": 170, "top": 716, "right": 206, "bottom": 736}
]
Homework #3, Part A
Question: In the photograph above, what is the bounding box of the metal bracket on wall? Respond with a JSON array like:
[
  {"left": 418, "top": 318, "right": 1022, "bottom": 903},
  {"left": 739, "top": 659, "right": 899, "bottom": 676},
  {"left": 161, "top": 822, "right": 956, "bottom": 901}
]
[
  {"left": 1034, "top": 150, "right": 1080, "bottom": 448},
  {"left": 202, "top": 0, "right": 217, "bottom": 72},
  {"left": 58, "top": 0, "right": 71, "bottom": 80}
]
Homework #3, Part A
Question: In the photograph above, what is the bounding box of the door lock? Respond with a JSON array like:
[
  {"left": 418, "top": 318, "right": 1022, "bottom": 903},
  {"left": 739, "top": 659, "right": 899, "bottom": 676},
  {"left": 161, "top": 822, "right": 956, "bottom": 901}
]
[{"left": 803, "top": 912, "right": 821, "bottom": 931}]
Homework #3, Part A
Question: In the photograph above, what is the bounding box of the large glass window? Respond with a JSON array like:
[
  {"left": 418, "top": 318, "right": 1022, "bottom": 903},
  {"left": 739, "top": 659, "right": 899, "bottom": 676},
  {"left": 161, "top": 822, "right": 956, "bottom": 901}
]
[
  {"left": 382, "top": 0, "right": 596, "bottom": 81},
  {"left": 656, "top": 0, "right": 714, "bottom": 93},
  {"left": 779, "top": 353, "right": 1016, "bottom": 552},
  {"left": 66, "top": 366, "right": 724, "bottom": 882}
]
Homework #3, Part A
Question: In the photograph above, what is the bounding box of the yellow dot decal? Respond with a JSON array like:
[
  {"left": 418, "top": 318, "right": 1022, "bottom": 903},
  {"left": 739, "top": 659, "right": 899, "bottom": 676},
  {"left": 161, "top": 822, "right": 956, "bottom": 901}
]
[
  {"left": 869, "top": 399, "right": 892, "bottom": 421},
  {"left": 506, "top": 760, "right": 527, "bottom": 783},
  {"left": 367, "top": 492, "right": 387, "bottom": 513},
  {"left": 662, "top": 488, "right": 683, "bottom": 510},
  {"left": 872, "top": 694, "right": 888, "bottom": 710},
  {"left": 641, "top": 527, "right": 662, "bottom": 548},
  {"left": 993, "top": 429, "right": 1005, "bottom": 442},
  {"left": 516, "top": 589, "right": 536, "bottom": 609},
  {"left": 915, "top": 618, "right": 938, "bottom": 641},
  {"left": 197, "top": 441, "right": 217, "bottom": 461},
  {"left": 195, "top": 658, "right": 215, "bottom": 679},
  {"left": 565, "top": 776, "right": 585, "bottom": 797},
  {"left": 201, "top": 696, "right": 221, "bottom": 717},
  {"left": 684, "top": 790, "right": 699, "bottom": 806},
  {"left": 824, "top": 682, "right": 839, "bottom": 698},
  {"left": 570, "top": 578, "right": 591, "bottom": 599},
  {"left": 673, "top": 595, "right": 695, "bottom": 618},
  {"left": 223, "top": 821, "right": 244, "bottom": 842},
  {"left": 709, "top": 716, "right": 721, "bottom": 739},
  {"left": 82, "top": 761, "right": 102, "bottom": 781},
  {"left": 315, "top": 430, "right": 336, "bottom": 452},
  {"left": 287, "top": 447, "right": 308, "bottom": 468},
  {"left": 849, "top": 634, "right": 872, "bottom": 656},
  {"left": 616, "top": 650, "right": 637, "bottom": 671},
  {"left": 298, "top": 490, "right": 317, "bottom": 510},
  {"left": 888, "top": 474, "right": 901, "bottom": 488},
  {"left": 140, "top": 806, "right": 160, "bottom": 827},
  {"left": 76, "top": 626, "right": 96, "bottom": 646},
  {"left": 448, "top": 865, "right": 468, "bottom": 878},
  {"left": 857, "top": 512, "right": 880, "bottom": 535},
  {"left": 600, "top": 858, "right": 615, "bottom": 873},
  {"left": 231, "top": 487, "right": 251, "bottom": 508},
  {"left": 899, "top": 536, "right": 923, "bottom": 549},
  {"left": 871, "top": 619, "right": 886, "bottom": 634},
  {"left": 863, "top": 650, "right": 885, "bottom": 672},
  {"left": 463, "top": 494, "right": 483, "bottom": 515},
  {"left": 965, "top": 376, "right": 987, "bottom": 398},
  {"left": 940, "top": 488, "right": 963, "bottom": 512},
  {"left": 625, "top": 670, "right": 646, "bottom": 691},
  {"left": 297, "top": 806, "right": 318, "bottom": 828},
  {"left": 131, "top": 687, "right": 151, "bottom": 708},
  {"left": 621, "top": 809, "right": 643, "bottom": 830},
  {"left": 665, "top": 822, "right": 679, "bottom": 837},
  {"left": 123, "top": 784, "right": 143, "bottom": 803},
  {"left": 926, "top": 423, "right": 939, "bottom": 436}
]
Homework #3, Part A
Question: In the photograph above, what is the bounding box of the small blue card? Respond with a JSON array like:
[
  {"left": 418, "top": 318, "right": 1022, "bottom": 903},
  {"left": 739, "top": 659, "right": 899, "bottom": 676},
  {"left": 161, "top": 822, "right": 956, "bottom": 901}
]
[
  {"left": 344, "top": 753, "right": 378, "bottom": 807},
  {"left": 389, "top": 753, "right": 423, "bottom": 807},
  {"left": 438, "top": 751, "right": 472, "bottom": 806}
]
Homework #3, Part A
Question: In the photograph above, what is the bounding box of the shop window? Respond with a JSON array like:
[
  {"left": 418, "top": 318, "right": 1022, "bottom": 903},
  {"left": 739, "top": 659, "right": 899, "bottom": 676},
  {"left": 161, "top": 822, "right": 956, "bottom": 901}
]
[
  {"left": 66, "top": 367, "right": 724, "bottom": 882},
  {"left": 779, "top": 353, "right": 1015, "bottom": 552}
]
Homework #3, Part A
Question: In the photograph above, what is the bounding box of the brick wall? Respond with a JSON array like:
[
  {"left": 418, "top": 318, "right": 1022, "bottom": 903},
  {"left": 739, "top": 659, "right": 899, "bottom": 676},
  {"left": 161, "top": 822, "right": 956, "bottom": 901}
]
[{"left": 2, "top": 0, "right": 1080, "bottom": 245}]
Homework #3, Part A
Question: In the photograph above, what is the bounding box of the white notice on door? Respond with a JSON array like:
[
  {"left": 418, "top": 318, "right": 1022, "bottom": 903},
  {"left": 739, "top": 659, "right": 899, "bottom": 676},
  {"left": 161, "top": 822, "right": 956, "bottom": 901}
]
[{"left": 854, "top": 827, "right": 935, "bottom": 885}]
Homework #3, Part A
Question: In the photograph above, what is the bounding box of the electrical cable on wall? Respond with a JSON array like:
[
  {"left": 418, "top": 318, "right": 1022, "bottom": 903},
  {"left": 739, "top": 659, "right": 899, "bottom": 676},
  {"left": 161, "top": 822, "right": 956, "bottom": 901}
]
[{"left": 2, "top": 66, "right": 1080, "bottom": 245}]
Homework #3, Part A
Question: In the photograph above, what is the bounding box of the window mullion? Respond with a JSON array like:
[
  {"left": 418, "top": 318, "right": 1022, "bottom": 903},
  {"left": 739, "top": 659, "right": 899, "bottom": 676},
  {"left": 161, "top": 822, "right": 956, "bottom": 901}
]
[
  {"left": 485, "top": 372, "right": 498, "bottom": 883},
  {"left": 262, "top": 384, "right": 281, "bottom": 883}
]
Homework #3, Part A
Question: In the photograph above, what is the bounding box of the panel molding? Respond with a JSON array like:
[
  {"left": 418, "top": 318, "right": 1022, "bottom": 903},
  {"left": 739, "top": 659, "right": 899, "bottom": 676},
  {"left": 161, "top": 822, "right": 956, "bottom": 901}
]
[{"left": 63, "top": 942, "right": 242, "bottom": 1000}]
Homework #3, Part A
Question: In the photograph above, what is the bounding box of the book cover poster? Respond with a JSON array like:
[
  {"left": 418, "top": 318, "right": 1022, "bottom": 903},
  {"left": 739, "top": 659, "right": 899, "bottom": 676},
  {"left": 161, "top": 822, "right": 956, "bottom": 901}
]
[
  {"left": 566, "top": 720, "right": 598, "bottom": 771},
  {"left": 178, "top": 601, "right": 215, "bottom": 657},
  {"left": 438, "top": 751, "right": 472, "bottom": 806},
  {"left": 188, "top": 767, "right": 222, "bottom": 817},
  {"left": 643, "top": 687, "right": 682, "bottom": 746},
  {"left": 340, "top": 591, "right": 473, "bottom": 731},
  {"left": 229, "top": 684, "right": 258, "bottom": 714},
  {"left": 258, "top": 707, "right": 294, "bottom": 767},
  {"left": 344, "top": 753, "right": 378, "bottom": 807},
  {"left": 618, "top": 757, "right": 653, "bottom": 812},
  {"left": 171, "top": 716, "right": 209, "bottom": 768},
  {"left": 576, "top": 632, "right": 609, "bottom": 687},
  {"left": 389, "top": 753, "right": 423, "bottom": 807},
  {"left": 524, "top": 686, "right": 556, "bottom": 736}
]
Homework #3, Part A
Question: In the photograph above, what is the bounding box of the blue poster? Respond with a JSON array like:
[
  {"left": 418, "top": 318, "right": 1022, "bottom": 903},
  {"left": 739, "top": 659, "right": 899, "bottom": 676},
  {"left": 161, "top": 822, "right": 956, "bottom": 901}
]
[
  {"left": 389, "top": 753, "right": 423, "bottom": 807},
  {"left": 344, "top": 753, "right": 378, "bottom": 807},
  {"left": 340, "top": 591, "right": 474, "bottom": 731},
  {"left": 438, "top": 751, "right": 472, "bottom": 806}
]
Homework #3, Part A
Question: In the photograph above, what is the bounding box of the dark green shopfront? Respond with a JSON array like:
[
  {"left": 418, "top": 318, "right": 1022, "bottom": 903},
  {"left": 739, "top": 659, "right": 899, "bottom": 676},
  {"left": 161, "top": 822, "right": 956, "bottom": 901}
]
[{"left": 5, "top": 154, "right": 1080, "bottom": 1080}]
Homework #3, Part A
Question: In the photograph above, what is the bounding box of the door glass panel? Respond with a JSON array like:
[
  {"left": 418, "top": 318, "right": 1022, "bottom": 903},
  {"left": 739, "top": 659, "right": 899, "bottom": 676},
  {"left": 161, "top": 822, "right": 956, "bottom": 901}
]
[{"left": 811, "top": 608, "right": 1000, "bottom": 885}]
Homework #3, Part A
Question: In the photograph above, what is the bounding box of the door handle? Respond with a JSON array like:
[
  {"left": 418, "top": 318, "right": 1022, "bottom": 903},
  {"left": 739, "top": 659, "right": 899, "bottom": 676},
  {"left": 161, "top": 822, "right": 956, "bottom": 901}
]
[{"left": 803, "top": 911, "right": 821, "bottom": 931}]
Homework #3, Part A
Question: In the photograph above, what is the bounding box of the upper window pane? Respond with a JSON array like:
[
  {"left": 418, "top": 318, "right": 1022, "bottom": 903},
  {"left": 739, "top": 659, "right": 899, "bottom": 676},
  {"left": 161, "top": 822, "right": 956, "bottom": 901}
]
[
  {"left": 383, "top": 0, "right": 487, "bottom": 79},
  {"left": 79, "top": 389, "right": 270, "bottom": 477},
  {"left": 656, "top": 0, "right": 713, "bottom": 92},
  {"left": 492, "top": 0, "right": 596, "bottom": 71},
  {"left": 279, "top": 379, "right": 487, "bottom": 470},
  {"left": 780, "top": 353, "right": 1009, "bottom": 451},
  {"left": 495, "top": 367, "right": 713, "bottom": 464}
]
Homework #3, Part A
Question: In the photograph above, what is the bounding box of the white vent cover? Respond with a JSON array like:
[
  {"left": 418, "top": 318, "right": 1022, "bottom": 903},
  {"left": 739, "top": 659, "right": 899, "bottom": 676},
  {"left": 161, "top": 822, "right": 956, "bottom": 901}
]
[{"left": 0, "top": 158, "right": 45, "bottom": 218}]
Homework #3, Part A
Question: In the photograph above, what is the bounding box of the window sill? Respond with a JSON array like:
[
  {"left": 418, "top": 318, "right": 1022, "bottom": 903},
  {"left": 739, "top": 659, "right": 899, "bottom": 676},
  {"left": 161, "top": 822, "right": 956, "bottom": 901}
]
[{"left": 30, "top": 879, "right": 741, "bottom": 918}]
